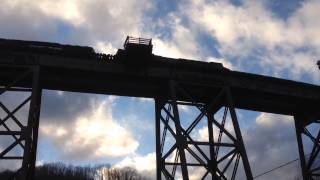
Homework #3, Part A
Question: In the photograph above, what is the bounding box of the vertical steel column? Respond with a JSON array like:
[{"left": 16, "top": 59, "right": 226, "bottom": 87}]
[
  {"left": 207, "top": 112, "right": 219, "bottom": 179},
  {"left": 169, "top": 81, "right": 189, "bottom": 180},
  {"left": 19, "top": 66, "right": 42, "bottom": 180},
  {"left": 0, "top": 65, "right": 42, "bottom": 180},
  {"left": 225, "top": 88, "right": 253, "bottom": 180},
  {"left": 294, "top": 116, "right": 308, "bottom": 180},
  {"left": 294, "top": 115, "right": 320, "bottom": 180},
  {"left": 155, "top": 98, "right": 163, "bottom": 180}
]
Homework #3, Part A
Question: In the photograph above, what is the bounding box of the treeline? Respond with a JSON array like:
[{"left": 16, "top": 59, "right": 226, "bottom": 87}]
[{"left": 0, "top": 163, "right": 150, "bottom": 180}]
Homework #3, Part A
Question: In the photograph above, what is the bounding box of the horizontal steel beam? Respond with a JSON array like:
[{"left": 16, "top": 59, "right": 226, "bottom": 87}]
[
  {"left": 0, "top": 156, "right": 23, "bottom": 160},
  {"left": 0, "top": 131, "right": 21, "bottom": 135},
  {"left": 0, "top": 45, "right": 319, "bottom": 122}
]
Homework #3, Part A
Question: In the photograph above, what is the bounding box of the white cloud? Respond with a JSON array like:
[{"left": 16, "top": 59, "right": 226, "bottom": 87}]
[
  {"left": 95, "top": 41, "right": 117, "bottom": 54},
  {"left": 115, "top": 152, "right": 156, "bottom": 172},
  {"left": 255, "top": 112, "right": 291, "bottom": 127},
  {"left": 183, "top": 0, "right": 320, "bottom": 82},
  {"left": 134, "top": 97, "right": 154, "bottom": 103},
  {"left": 243, "top": 113, "right": 300, "bottom": 179},
  {"left": 187, "top": 0, "right": 292, "bottom": 51},
  {"left": 207, "top": 56, "right": 235, "bottom": 70},
  {"left": 114, "top": 152, "right": 156, "bottom": 178},
  {"left": 0, "top": 159, "right": 20, "bottom": 171},
  {"left": 40, "top": 97, "right": 139, "bottom": 159},
  {"left": 0, "top": 0, "right": 153, "bottom": 50},
  {"left": 37, "top": 0, "right": 85, "bottom": 25},
  {"left": 151, "top": 13, "right": 203, "bottom": 60}
]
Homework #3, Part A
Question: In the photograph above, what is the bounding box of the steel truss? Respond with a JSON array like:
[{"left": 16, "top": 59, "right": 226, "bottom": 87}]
[
  {"left": 155, "top": 81, "right": 253, "bottom": 180},
  {"left": 295, "top": 116, "right": 320, "bottom": 180},
  {"left": 0, "top": 65, "right": 42, "bottom": 180}
]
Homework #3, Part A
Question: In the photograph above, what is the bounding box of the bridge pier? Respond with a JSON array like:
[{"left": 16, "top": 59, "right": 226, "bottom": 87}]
[
  {"left": 294, "top": 115, "right": 320, "bottom": 180},
  {"left": 155, "top": 81, "right": 253, "bottom": 180},
  {"left": 0, "top": 65, "right": 42, "bottom": 180}
]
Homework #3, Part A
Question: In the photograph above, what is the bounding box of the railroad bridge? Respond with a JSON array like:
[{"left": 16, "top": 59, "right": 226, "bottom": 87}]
[{"left": 0, "top": 37, "right": 319, "bottom": 180}]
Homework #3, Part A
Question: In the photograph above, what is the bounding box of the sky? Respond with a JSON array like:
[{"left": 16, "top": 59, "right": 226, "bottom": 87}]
[{"left": 0, "top": 0, "right": 320, "bottom": 179}]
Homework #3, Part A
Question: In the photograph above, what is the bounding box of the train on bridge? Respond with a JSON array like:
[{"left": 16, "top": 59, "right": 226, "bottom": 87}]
[
  {"left": 0, "top": 37, "right": 226, "bottom": 73},
  {"left": 0, "top": 36, "right": 319, "bottom": 180}
]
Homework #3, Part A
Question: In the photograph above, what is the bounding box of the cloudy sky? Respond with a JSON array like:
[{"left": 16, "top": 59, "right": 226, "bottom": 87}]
[{"left": 0, "top": 0, "right": 320, "bottom": 179}]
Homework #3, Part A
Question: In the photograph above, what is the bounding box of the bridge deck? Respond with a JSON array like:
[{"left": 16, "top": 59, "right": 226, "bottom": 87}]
[{"left": 0, "top": 39, "right": 319, "bottom": 122}]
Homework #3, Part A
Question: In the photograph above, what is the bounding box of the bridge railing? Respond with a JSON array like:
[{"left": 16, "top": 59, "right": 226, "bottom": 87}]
[{"left": 124, "top": 36, "right": 152, "bottom": 48}]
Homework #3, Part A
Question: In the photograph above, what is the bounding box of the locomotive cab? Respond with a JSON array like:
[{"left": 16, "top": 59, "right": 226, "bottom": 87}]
[{"left": 115, "top": 36, "right": 153, "bottom": 64}]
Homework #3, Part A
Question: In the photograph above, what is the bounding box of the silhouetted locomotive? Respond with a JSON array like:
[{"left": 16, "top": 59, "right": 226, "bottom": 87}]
[
  {"left": 0, "top": 38, "right": 98, "bottom": 59},
  {"left": 116, "top": 36, "right": 226, "bottom": 71},
  {"left": 0, "top": 37, "right": 226, "bottom": 72}
]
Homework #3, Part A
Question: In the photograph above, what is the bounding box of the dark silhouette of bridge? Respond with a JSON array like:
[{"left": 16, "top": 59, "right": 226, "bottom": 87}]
[{"left": 0, "top": 36, "right": 319, "bottom": 180}]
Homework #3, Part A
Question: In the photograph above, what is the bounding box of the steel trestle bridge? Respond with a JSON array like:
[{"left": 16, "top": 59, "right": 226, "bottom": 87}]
[{"left": 0, "top": 37, "right": 319, "bottom": 180}]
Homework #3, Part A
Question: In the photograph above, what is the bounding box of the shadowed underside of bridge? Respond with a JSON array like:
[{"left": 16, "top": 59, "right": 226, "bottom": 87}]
[{"left": 0, "top": 37, "right": 319, "bottom": 180}]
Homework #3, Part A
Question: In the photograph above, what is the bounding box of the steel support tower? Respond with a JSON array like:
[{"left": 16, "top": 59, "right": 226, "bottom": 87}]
[
  {"left": 155, "top": 81, "right": 252, "bottom": 179},
  {"left": 0, "top": 65, "right": 42, "bottom": 180},
  {"left": 294, "top": 115, "right": 320, "bottom": 179}
]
